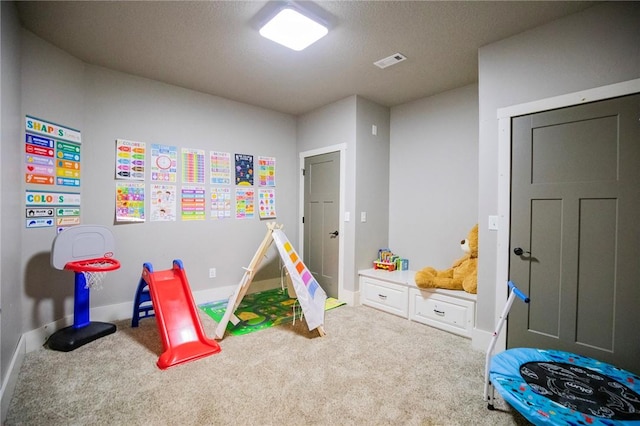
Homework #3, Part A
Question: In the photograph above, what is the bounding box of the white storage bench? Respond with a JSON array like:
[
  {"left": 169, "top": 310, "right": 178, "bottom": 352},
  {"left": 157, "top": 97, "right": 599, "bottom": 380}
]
[{"left": 359, "top": 268, "right": 477, "bottom": 338}]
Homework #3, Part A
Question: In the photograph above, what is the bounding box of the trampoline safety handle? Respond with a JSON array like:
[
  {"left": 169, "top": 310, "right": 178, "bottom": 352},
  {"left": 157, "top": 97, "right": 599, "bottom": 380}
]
[{"left": 507, "top": 281, "right": 530, "bottom": 303}]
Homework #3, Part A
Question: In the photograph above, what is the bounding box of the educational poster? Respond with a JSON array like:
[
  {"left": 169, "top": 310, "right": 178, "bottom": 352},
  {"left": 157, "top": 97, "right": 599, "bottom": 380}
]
[
  {"left": 258, "top": 188, "right": 276, "bottom": 219},
  {"left": 181, "top": 185, "right": 206, "bottom": 221},
  {"left": 25, "top": 133, "right": 55, "bottom": 185},
  {"left": 210, "top": 151, "right": 231, "bottom": 185},
  {"left": 150, "top": 184, "right": 177, "bottom": 221},
  {"left": 55, "top": 141, "right": 81, "bottom": 187},
  {"left": 115, "top": 182, "right": 145, "bottom": 222},
  {"left": 25, "top": 190, "right": 81, "bottom": 229},
  {"left": 182, "top": 148, "right": 205, "bottom": 184},
  {"left": 235, "top": 187, "right": 255, "bottom": 219},
  {"left": 211, "top": 187, "right": 232, "bottom": 219},
  {"left": 235, "top": 153, "right": 253, "bottom": 186},
  {"left": 150, "top": 143, "right": 177, "bottom": 182},
  {"left": 115, "top": 139, "right": 146, "bottom": 180},
  {"left": 258, "top": 156, "right": 276, "bottom": 187},
  {"left": 24, "top": 116, "right": 82, "bottom": 188}
]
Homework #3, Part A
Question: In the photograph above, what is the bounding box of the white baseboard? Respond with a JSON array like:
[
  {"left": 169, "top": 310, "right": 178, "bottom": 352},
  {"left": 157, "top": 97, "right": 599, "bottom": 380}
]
[
  {"left": 471, "top": 327, "right": 493, "bottom": 353},
  {"left": 340, "top": 288, "right": 359, "bottom": 306},
  {"left": 1, "top": 334, "right": 25, "bottom": 423}
]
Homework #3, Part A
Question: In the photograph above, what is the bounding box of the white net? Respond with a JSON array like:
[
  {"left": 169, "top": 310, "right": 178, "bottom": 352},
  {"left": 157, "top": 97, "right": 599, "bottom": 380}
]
[
  {"left": 83, "top": 270, "right": 107, "bottom": 290},
  {"left": 80, "top": 259, "right": 115, "bottom": 290}
]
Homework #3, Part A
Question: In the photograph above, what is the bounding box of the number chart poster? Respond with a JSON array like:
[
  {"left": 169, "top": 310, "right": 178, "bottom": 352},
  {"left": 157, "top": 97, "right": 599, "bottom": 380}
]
[
  {"left": 211, "top": 187, "right": 232, "bottom": 219},
  {"left": 235, "top": 187, "right": 255, "bottom": 219},
  {"left": 115, "top": 139, "right": 146, "bottom": 180},
  {"left": 258, "top": 188, "right": 276, "bottom": 219},
  {"left": 182, "top": 148, "right": 205, "bottom": 184},
  {"left": 210, "top": 151, "right": 231, "bottom": 185},
  {"left": 151, "top": 144, "right": 177, "bottom": 182},
  {"left": 150, "top": 184, "right": 177, "bottom": 222},
  {"left": 258, "top": 156, "right": 276, "bottom": 187},
  {"left": 181, "top": 185, "right": 206, "bottom": 221},
  {"left": 235, "top": 153, "right": 254, "bottom": 186},
  {"left": 25, "top": 116, "right": 81, "bottom": 187},
  {"left": 115, "top": 182, "right": 145, "bottom": 222}
]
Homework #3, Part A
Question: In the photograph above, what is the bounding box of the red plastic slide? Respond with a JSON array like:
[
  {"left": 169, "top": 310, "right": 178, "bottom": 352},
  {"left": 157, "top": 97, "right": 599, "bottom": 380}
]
[{"left": 142, "top": 260, "right": 220, "bottom": 369}]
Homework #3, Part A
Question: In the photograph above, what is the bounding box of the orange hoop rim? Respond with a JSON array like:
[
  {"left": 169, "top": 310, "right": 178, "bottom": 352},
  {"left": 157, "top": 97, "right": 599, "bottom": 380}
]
[{"left": 65, "top": 258, "right": 121, "bottom": 272}]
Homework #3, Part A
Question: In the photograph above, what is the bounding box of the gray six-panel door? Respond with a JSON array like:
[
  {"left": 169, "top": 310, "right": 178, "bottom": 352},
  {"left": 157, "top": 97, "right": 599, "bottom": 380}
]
[
  {"left": 303, "top": 151, "right": 340, "bottom": 298},
  {"left": 508, "top": 93, "right": 640, "bottom": 374}
]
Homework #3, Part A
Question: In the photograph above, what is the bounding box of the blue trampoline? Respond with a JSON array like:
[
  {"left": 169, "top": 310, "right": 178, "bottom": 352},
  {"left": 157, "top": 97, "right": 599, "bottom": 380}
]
[{"left": 484, "top": 282, "right": 640, "bottom": 425}]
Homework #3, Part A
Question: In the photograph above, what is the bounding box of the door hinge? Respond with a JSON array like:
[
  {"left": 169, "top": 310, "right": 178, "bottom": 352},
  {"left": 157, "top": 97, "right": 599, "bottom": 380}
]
[
  {"left": 302, "top": 168, "right": 305, "bottom": 176},
  {"left": 302, "top": 216, "right": 305, "bottom": 224}
]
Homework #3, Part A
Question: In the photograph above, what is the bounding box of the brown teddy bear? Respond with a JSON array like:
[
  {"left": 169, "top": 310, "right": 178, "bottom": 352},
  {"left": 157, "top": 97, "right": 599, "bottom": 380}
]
[{"left": 415, "top": 224, "right": 478, "bottom": 294}]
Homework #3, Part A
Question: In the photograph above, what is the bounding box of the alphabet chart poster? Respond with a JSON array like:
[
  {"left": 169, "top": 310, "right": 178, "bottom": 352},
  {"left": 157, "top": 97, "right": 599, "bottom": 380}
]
[
  {"left": 235, "top": 153, "right": 253, "bottom": 186},
  {"left": 181, "top": 185, "right": 206, "bottom": 221},
  {"left": 182, "top": 148, "right": 205, "bottom": 184},
  {"left": 211, "top": 187, "right": 232, "bottom": 219},
  {"left": 210, "top": 151, "right": 231, "bottom": 185},
  {"left": 151, "top": 143, "right": 177, "bottom": 182},
  {"left": 235, "top": 187, "right": 255, "bottom": 219},
  {"left": 115, "top": 139, "right": 146, "bottom": 180},
  {"left": 115, "top": 182, "right": 145, "bottom": 222},
  {"left": 258, "top": 156, "right": 276, "bottom": 187},
  {"left": 150, "top": 184, "right": 177, "bottom": 222},
  {"left": 258, "top": 188, "right": 276, "bottom": 219}
]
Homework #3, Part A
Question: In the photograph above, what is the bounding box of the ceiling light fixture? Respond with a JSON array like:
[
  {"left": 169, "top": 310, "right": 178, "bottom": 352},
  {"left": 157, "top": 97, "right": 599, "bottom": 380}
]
[{"left": 259, "top": 6, "right": 328, "bottom": 51}]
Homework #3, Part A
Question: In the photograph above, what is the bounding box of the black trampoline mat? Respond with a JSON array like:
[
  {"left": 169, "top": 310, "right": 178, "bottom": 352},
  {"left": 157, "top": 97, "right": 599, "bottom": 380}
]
[{"left": 520, "top": 361, "right": 640, "bottom": 420}]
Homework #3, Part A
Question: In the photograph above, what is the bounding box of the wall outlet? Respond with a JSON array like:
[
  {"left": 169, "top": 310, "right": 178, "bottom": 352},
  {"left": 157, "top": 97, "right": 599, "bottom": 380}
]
[
  {"left": 209, "top": 268, "right": 216, "bottom": 278},
  {"left": 488, "top": 215, "right": 499, "bottom": 231}
]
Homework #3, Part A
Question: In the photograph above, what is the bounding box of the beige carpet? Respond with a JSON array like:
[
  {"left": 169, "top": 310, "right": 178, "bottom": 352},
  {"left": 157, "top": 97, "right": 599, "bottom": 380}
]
[{"left": 6, "top": 305, "right": 528, "bottom": 425}]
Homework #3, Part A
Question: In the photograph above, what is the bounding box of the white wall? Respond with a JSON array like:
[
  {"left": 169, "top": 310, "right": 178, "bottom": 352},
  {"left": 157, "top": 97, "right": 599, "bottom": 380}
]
[
  {"left": 355, "top": 97, "right": 390, "bottom": 279},
  {"left": 389, "top": 84, "right": 478, "bottom": 270},
  {"left": 1, "top": 1, "right": 25, "bottom": 415},
  {"left": 477, "top": 2, "right": 640, "bottom": 332},
  {"left": 20, "top": 31, "right": 298, "bottom": 334}
]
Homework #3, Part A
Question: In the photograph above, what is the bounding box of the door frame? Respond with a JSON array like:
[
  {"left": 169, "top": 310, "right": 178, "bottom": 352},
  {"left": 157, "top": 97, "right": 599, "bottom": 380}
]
[
  {"left": 298, "top": 143, "right": 347, "bottom": 301},
  {"left": 494, "top": 78, "right": 640, "bottom": 352}
]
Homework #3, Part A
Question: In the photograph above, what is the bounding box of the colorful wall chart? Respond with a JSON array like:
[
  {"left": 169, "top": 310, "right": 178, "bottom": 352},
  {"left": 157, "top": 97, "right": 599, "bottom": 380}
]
[
  {"left": 150, "top": 184, "right": 177, "bottom": 221},
  {"left": 55, "top": 141, "right": 81, "bottom": 187},
  {"left": 235, "top": 187, "right": 255, "bottom": 219},
  {"left": 25, "top": 133, "right": 55, "bottom": 185},
  {"left": 115, "top": 139, "right": 146, "bottom": 180},
  {"left": 258, "top": 188, "right": 276, "bottom": 219},
  {"left": 25, "top": 190, "right": 81, "bottom": 229},
  {"left": 235, "top": 153, "right": 254, "bottom": 186},
  {"left": 210, "top": 151, "right": 231, "bottom": 185},
  {"left": 115, "top": 182, "right": 145, "bottom": 222},
  {"left": 258, "top": 156, "right": 276, "bottom": 187},
  {"left": 182, "top": 148, "right": 205, "bottom": 184},
  {"left": 211, "top": 187, "right": 232, "bottom": 219},
  {"left": 151, "top": 143, "right": 177, "bottom": 182},
  {"left": 181, "top": 185, "right": 205, "bottom": 220}
]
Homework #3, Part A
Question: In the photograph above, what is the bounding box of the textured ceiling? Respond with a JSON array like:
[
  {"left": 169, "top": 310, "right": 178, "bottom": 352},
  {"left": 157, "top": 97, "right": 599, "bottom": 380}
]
[{"left": 16, "top": 1, "right": 597, "bottom": 116}]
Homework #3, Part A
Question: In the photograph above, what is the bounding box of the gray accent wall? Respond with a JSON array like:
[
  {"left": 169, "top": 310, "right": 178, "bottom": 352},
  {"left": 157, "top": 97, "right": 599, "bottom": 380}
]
[
  {"left": 19, "top": 31, "right": 298, "bottom": 334},
  {"left": 297, "top": 95, "right": 391, "bottom": 293},
  {"left": 477, "top": 2, "right": 640, "bottom": 333},
  {"left": 389, "top": 84, "right": 479, "bottom": 270},
  {"left": 1, "top": 1, "right": 24, "bottom": 405}
]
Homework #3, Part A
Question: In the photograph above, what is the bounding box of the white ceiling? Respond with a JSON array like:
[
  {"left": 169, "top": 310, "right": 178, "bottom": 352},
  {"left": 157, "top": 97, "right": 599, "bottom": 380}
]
[{"left": 16, "top": 1, "right": 597, "bottom": 116}]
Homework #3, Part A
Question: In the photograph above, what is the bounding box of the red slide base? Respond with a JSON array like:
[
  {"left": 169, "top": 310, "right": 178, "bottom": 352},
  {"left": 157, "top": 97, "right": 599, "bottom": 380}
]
[{"left": 142, "top": 260, "right": 221, "bottom": 370}]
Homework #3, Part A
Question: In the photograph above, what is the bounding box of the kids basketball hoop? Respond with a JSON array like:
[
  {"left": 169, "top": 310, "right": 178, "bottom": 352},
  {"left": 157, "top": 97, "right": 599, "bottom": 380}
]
[
  {"left": 49, "top": 225, "right": 121, "bottom": 352},
  {"left": 65, "top": 257, "right": 121, "bottom": 290}
]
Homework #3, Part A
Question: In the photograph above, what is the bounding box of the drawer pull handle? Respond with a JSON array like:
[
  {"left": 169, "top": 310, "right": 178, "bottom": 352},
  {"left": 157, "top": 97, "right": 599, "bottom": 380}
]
[
  {"left": 378, "top": 294, "right": 387, "bottom": 300},
  {"left": 434, "top": 309, "right": 445, "bottom": 316}
]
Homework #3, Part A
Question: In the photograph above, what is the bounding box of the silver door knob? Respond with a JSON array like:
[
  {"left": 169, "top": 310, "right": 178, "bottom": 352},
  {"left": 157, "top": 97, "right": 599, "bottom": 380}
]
[
  {"left": 513, "top": 247, "right": 531, "bottom": 256},
  {"left": 329, "top": 231, "right": 339, "bottom": 237}
]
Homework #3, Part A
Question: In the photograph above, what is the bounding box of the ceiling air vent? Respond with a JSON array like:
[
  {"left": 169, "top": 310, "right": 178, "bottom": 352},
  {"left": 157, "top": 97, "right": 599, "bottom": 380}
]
[{"left": 374, "top": 53, "right": 407, "bottom": 69}]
